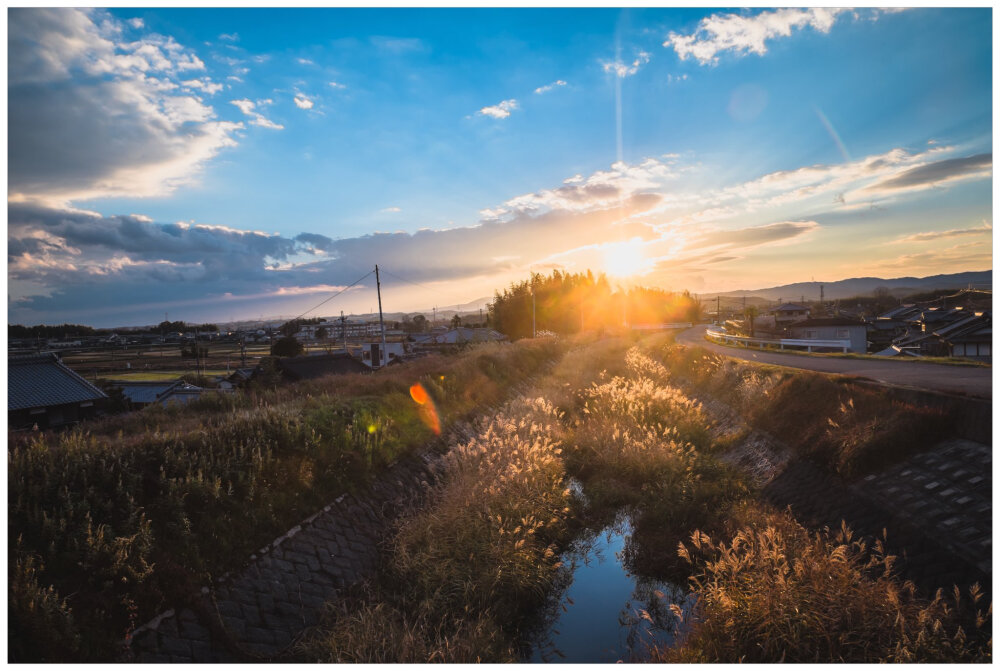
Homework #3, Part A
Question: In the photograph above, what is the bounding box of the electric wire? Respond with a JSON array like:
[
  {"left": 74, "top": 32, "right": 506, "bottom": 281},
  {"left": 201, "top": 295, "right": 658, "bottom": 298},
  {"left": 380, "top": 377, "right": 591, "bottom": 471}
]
[
  {"left": 288, "top": 269, "right": 374, "bottom": 323},
  {"left": 379, "top": 268, "right": 484, "bottom": 311}
]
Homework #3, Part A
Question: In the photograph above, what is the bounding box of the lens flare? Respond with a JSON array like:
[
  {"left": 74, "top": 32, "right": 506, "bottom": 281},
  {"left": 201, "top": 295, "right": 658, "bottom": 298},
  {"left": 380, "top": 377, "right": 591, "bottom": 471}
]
[{"left": 409, "top": 382, "right": 441, "bottom": 435}]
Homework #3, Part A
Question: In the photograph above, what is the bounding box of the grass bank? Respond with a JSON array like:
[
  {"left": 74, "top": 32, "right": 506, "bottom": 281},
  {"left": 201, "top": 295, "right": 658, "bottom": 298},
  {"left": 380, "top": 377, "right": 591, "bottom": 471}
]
[
  {"left": 9, "top": 339, "right": 561, "bottom": 662},
  {"left": 300, "top": 335, "right": 633, "bottom": 662},
  {"left": 660, "top": 343, "right": 951, "bottom": 478},
  {"left": 304, "top": 335, "right": 988, "bottom": 662}
]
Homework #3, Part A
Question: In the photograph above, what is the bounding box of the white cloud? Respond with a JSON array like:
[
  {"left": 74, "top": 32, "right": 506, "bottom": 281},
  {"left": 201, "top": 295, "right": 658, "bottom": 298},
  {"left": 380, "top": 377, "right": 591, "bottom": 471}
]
[
  {"left": 666, "top": 8, "right": 849, "bottom": 65},
  {"left": 8, "top": 8, "right": 240, "bottom": 203},
  {"left": 534, "top": 79, "right": 567, "bottom": 94},
  {"left": 478, "top": 98, "right": 518, "bottom": 119},
  {"left": 182, "top": 78, "right": 224, "bottom": 95},
  {"left": 219, "top": 32, "right": 239, "bottom": 41},
  {"left": 502, "top": 157, "right": 679, "bottom": 215},
  {"left": 128, "top": 17, "right": 144, "bottom": 29},
  {"left": 601, "top": 51, "right": 650, "bottom": 78},
  {"left": 328, "top": 80, "right": 347, "bottom": 90},
  {"left": 296, "top": 57, "right": 315, "bottom": 66},
  {"left": 293, "top": 94, "right": 314, "bottom": 110},
  {"left": 381, "top": 207, "right": 401, "bottom": 213},
  {"left": 230, "top": 98, "right": 284, "bottom": 129}
]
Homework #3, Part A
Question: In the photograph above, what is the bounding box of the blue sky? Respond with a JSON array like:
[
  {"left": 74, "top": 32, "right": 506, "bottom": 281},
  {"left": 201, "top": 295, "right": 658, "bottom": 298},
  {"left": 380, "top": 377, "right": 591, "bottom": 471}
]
[{"left": 8, "top": 7, "right": 993, "bottom": 326}]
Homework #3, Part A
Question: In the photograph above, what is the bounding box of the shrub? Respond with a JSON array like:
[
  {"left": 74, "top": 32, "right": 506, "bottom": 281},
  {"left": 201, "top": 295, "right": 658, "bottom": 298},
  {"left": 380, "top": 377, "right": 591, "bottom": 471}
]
[
  {"left": 661, "top": 514, "right": 992, "bottom": 663},
  {"left": 270, "top": 335, "right": 304, "bottom": 357}
]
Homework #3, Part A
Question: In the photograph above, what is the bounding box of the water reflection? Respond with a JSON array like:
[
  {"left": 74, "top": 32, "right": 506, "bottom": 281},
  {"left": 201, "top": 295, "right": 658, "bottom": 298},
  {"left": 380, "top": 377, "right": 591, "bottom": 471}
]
[{"left": 527, "top": 513, "right": 693, "bottom": 663}]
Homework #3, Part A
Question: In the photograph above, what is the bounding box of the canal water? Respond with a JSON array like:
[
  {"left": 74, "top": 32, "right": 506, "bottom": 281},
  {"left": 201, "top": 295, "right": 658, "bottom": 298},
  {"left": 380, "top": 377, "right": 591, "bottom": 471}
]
[{"left": 526, "top": 512, "right": 694, "bottom": 663}]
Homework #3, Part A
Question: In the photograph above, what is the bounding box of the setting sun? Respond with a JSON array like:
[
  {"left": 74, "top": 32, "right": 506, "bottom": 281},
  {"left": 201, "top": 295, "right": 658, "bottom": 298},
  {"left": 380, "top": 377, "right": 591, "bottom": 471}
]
[{"left": 602, "top": 238, "right": 648, "bottom": 278}]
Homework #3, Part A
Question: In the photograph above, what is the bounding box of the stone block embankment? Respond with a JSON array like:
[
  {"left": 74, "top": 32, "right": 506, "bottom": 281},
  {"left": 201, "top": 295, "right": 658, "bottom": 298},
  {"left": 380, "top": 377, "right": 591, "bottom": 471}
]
[{"left": 125, "top": 451, "right": 442, "bottom": 663}]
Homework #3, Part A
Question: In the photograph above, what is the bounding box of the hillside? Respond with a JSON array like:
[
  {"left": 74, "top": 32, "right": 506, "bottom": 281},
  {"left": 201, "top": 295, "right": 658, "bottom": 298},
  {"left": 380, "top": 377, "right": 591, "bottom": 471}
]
[{"left": 704, "top": 270, "right": 992, "bottom": 302}]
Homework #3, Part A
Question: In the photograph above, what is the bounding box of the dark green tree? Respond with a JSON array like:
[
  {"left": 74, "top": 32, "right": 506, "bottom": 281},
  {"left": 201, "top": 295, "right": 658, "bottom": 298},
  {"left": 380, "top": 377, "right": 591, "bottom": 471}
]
[{"left": 270, "top": 336, "right": 304, "bottom": 357}]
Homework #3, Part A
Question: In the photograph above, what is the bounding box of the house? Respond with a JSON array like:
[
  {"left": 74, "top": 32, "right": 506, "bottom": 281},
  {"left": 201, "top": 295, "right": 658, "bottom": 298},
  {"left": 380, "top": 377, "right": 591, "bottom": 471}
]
[
  {"left": 275, "top": 352, "right": 370, "bottom": 381},
  {"left": 769, "top": 303, "right": 812, "bottom": 325},
  {"left": 933, "top": 312, "right": 991, "bottom": 362},
  {"left": 786, "top": 318, "right": 868, "bottom": 353},
  {"left": 219, "top": 368, "right": 256, "bottom": 389},
  {"left": 112, "top": 380, "right": 206, "bottom": 409},
  {"left": 9, "top": 353, "right": 108, "bottom": 430}
]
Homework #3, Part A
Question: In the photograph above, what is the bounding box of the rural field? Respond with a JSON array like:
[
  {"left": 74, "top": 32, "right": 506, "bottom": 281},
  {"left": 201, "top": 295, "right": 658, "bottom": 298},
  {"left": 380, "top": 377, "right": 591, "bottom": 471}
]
[{"left": 10, "top": 334, "right": 991, "bottom": 663}]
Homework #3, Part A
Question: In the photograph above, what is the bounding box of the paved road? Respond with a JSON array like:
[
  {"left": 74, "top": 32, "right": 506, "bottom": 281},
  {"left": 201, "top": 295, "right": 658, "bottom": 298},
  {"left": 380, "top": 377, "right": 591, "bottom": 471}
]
[{"left": 676, "top": 325, "right": 992, "bottom": 399}]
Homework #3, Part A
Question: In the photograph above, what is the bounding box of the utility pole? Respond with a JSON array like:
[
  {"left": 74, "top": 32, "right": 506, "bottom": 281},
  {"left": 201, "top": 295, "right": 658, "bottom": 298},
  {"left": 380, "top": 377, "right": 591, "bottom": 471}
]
[
  {"left": 340, "top": 310, "right": 347, "bottom": 352},
  {"left": 375, "top": 265, "right": 388, "bottom": 369},
  {"left": 716, "top": 295, "right": 721, "bottom": 321},
  {"left": 532, "top": 283, "right": 536, "bottom": 338}
]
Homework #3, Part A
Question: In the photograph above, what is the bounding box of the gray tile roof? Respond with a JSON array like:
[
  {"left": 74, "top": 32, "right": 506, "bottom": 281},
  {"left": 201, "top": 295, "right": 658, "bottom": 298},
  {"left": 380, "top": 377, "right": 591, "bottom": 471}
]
[
  {"left": 8, "top": 353, "right": 108, "bottom": 411},
  {"left": 113, "top": 380, "right": 183, "bottom": 405},
  {"left": 111, "top": 380, "right": 206, "bottom": 406}
]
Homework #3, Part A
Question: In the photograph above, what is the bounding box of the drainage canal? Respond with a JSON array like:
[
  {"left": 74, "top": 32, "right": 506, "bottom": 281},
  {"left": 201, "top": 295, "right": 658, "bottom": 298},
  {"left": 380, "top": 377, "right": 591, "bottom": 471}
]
[{"left": 526, "top": 510, "right": 694, "bottom": 663}]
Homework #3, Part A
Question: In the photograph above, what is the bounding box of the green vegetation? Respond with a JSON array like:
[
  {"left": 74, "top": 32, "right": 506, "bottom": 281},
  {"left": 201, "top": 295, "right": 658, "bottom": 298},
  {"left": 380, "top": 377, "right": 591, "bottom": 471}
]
[
  {"left": 98, "top": 370, "right": 231, "bottom": 382},
  {"left": 9, "top": 323, "right": 105, "bottom": 339},
  {"left": 8, "top": 339, "right": 561, "bottom": 662},
  {"left": 270, "top": 335, "right": 304, "bottom": 357}
]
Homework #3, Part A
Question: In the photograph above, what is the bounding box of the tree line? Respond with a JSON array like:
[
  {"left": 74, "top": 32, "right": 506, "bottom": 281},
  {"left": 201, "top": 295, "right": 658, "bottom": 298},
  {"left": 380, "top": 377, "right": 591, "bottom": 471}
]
[{"left": 489, "top": 270, "right": 702, "bottom": 340}]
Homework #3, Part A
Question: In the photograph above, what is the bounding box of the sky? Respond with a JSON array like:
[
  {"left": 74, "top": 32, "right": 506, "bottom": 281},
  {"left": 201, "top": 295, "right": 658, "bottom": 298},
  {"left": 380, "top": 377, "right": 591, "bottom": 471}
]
[{"left": 7, "top": 7, "right": 993, "bottom": 327}]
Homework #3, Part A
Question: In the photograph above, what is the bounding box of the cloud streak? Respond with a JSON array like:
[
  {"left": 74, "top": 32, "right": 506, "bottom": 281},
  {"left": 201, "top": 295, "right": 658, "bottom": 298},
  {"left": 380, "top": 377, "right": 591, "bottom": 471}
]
[
  {"left": 864, "top": 153, "right": 992, "bottom": 194},
  {"left": 893, "top": 222, "right": 992, "bottom": 244},
  {"left": 231, "top": 98, "right": 284, "bottom": 129},
  {"left": 534, "top": 79, "right": 567, "bottom": 94}
]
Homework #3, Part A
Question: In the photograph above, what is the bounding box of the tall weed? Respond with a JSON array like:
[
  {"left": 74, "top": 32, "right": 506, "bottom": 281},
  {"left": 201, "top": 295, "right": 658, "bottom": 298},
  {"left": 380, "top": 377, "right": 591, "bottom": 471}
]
[{"left": 662, "top": 511, "right": 992, "bottom": 662}]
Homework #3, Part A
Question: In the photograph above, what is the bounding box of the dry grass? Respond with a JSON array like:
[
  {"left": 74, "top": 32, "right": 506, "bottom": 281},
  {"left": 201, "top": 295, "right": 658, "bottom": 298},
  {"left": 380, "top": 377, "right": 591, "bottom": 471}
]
[
  {"left": 302, "top": 395, "right": 572, "bottom": 662},
  {"left": 658, "top": 507, "right": 992, "bottom": 663},
  {"left": 657, "top": 343, "right": 952, "bottom": 478},
  {"left": 8, "top": 338, "right": 561, "bottom": 661}
]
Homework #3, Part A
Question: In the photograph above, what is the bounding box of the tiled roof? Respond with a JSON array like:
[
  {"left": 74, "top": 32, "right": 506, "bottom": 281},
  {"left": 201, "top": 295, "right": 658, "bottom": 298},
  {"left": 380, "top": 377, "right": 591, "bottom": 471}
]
[
  {"left": 113, "top": 380, "right": 183, "bottom": 405},
  {"left": 8, "top": 353, "right": 108, "bottom": 411},
  {"left": 787, "top": 318, "right": 866, "bottom": 328}
]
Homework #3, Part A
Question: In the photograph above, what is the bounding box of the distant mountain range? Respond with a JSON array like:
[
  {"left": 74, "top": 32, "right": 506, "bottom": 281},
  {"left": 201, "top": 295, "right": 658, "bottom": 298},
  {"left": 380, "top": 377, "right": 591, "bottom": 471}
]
[{"left": 701, "top": 270, "right": 992, "bottom": 303}]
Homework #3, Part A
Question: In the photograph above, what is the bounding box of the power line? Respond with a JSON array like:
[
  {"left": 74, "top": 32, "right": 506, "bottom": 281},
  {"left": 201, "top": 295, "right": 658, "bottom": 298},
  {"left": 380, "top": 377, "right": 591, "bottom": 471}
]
[
  {"left": 378, "top": 268, "right": 478, "bottom": 311},
  {"left": 288, "top": 270, "right": 374, "bottom": 323}
]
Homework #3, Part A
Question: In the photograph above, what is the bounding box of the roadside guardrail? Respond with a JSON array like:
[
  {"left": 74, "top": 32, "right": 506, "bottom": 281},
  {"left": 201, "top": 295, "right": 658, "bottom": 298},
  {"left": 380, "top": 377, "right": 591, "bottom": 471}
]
[{"left": 705, "top": 329, "right": 850, "bottom": 353}]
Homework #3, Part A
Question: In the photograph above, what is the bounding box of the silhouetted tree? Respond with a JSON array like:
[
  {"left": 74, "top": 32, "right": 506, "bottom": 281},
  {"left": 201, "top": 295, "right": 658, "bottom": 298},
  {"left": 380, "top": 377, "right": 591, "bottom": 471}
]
[{"left": 271, "top": 336, "right": 304, "bottom": 357}]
